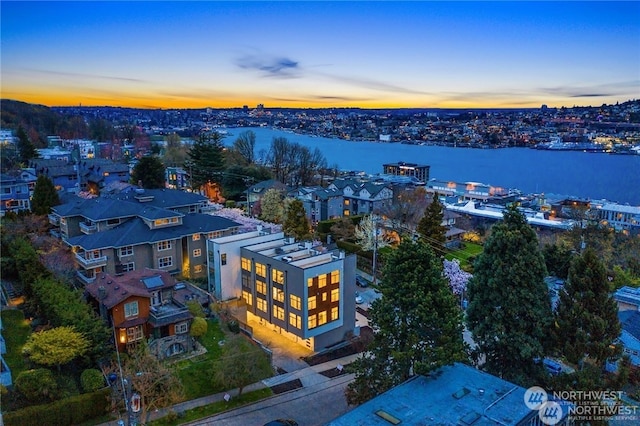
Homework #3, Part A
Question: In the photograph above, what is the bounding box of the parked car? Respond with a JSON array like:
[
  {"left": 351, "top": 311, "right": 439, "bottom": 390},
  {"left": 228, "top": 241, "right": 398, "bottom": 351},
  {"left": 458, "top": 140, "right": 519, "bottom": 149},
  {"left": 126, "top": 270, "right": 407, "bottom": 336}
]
[
  {"left": 355, "top": 291, "right": 364, "bottom": 304},
  {"left": 356, "top": 275, "right": 369, "bottom": 287}
]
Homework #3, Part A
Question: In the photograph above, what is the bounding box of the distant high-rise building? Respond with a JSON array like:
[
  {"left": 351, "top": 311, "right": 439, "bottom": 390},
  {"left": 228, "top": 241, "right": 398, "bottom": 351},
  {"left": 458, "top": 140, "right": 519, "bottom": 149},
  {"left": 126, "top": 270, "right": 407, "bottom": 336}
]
[{"left": 383, "top": 161, "right": 430, "bottom": 183}]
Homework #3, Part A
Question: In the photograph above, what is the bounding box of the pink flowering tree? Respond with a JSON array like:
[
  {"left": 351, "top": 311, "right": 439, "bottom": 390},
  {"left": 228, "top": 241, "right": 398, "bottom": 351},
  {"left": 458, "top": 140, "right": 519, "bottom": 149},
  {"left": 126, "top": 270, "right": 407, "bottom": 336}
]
[
  {"left": 213, "top": 207, "right": 282, "bottom": 233},
  {"left": 443, "top": 259, "right": 472, "bottom": 296}
]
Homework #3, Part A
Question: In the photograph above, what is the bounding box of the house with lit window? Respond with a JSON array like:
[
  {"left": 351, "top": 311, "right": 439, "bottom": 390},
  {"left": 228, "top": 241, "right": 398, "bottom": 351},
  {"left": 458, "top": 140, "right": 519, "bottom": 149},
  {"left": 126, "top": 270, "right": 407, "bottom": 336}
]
[
  {"left": 327, "top": 178, "right": 393, "bottom": 217},
  {"left": 0, "top": 174, "right": 31, "bottom": 216},
  {"left": 593, "top": 202, "right": 640, "bottom": 235},
  {"left": 207, "top": 231, "right": 357, "bottom": 352},
  {"left": 28, "top": 158, "right": 130, "bottom": 195},
  {"left": 49, "top": 188, "right": 240, "bottom": 284},
  {"left": 85, "top": 269, "right": 200, "bottom": 359},
  {"left": 382, "top": 161, "right": 430, "bottom": 183},
  {"left": 288, "top": 186, "right": 344, "bottom": 222}
]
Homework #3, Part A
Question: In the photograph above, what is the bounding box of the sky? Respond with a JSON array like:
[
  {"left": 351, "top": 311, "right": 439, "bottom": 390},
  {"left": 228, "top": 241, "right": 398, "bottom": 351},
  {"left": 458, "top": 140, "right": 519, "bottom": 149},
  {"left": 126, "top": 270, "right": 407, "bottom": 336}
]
[{"left": 1, "top": 1, "right": 639, "bottom": 109}]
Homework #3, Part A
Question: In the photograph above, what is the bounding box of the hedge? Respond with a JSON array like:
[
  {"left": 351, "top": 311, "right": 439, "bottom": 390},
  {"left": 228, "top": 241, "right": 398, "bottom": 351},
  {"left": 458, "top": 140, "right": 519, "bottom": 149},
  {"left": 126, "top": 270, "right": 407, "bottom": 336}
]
[{"left": 3, "top": 387, "right": 111, "bottom": 426}]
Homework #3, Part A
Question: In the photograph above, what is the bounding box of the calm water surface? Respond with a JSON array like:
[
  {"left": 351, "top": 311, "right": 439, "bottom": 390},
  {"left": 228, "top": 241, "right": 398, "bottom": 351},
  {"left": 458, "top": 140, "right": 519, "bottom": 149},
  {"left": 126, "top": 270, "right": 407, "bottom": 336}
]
[{"left": 224, "top": 127, "right": 640, "bottom": 205}]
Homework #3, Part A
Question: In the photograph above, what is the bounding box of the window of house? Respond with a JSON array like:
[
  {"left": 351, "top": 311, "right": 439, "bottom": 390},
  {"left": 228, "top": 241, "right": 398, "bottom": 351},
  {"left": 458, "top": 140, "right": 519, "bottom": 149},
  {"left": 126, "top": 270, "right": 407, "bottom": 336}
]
[
  {"left": 273, "top": 305, "right": 284, "bottom": 320},
  {"left": 308, "top": 315, "right": 317, "bottom": 329},
  {"left": 344, "top": 199, "right": 350, "bottom": 205},
  {"left": 318, "top": 275, "right": 327, "bottom": 288},
  {"left": 322, "top": 292, "right": 328, "bottom": 302},
  {"left": 127, "top": 325, "right": 143, "bottom": 342},
  {"left": 331, "top": 270, "right": 340, "bottom": 284},
  {"left": 124, "top": 301, "right": 139, "bottom": 318},
  {"left": 256, "top": 280, "right": 266, "bottom": 295},
  {"left": 107, "top": 218, "right": 120, "bottom": 226},
  {"left": 331, "top": 306, "right": 339, "bottom": 321},
  {"left": 158, "top": 240, "right": 172, "bottom": 251},
  {"left": 193, "top": 249, "right": 202, "bottom": 257},
  {"left": 151, "top": 291, "right": 162, "bottom": 306},
  {"left": 318, "top": 311, "right": 327, "bottom": 326},
  {"left": 87, "top": 249, "right": 101, "bottom": 259},
  {"left": 272, "top": 268, "right": 284, "bottom": 284},
  {"left": 175, "top": 322, "right": 189, "bottom": 334},
  {"left": 208, "top": 231, "right": 222, "bottom": 239},
  {"left": 308, "top": 296, "right": 316, "bottom": 310},
  {"left": 194, "top": 264, "right": 203, "bottom": 273},
  {"left": 290, "top": 294, "right": 301, "bottom": 310},
  {"left": 221, "top": 253, "right": 227, "bottom": 265},
  {"left": 242, "top": 291, "right": 253, "bottom": 306},
  {"left": 343, "top": 210, "right": 350, "bottom": 216},
  {"left": 192, "top": 234, "right": 201, "bottom": 241},
  {"left": 331, "top": 288, "right": 340, "bottom": 302},
  {"left": 307, "top": 277, "right": 314, "bottom": 287},
  {"left": 242, "top": 274, "right": 251, "bottom": 288},
  {"left": 289, "top": 313, "right": 301, "bottom": 329},
  {"left": 119, "top": 246, "right": 133, "bottom": 257},
  {"left": 122, "top": 262, "right": 135, "bottom": 272},
  {"left": 154, "top": 218, "right": 169, "bottom": 226},
  {"left": 272, "top": 287, "right": 284, "bottom": 303},
  {"left": 255, "top": 262, "right": 266, "bottom": 277},
  {"left": 241, "top": 257, "right": 251, "bottom": 271},
  {"left": 256, "top": 298, "right": 267, "bottom": 312},
  {"left": 158, "top": 256, "right": 173, "bottom": 268}
]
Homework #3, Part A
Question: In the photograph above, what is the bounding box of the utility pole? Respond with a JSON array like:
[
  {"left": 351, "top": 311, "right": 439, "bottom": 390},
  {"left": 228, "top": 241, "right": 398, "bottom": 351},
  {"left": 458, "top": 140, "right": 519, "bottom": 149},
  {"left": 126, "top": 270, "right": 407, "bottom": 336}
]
[{"left": 372, "top": 216, "right": 378, "bottom": 286}]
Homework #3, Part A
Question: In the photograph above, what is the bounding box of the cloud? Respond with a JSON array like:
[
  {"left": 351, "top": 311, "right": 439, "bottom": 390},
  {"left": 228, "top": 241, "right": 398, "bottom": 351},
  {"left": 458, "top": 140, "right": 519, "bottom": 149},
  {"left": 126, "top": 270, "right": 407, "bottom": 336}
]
[
  {"left": 235, "top": 54, "right": 300, "bottom": 78},
  {"left": 538, "top": 80, "right": 640, "bottom": 98},
  {"left": 20, "top": 67, "right": 147, "bottom": 83}
]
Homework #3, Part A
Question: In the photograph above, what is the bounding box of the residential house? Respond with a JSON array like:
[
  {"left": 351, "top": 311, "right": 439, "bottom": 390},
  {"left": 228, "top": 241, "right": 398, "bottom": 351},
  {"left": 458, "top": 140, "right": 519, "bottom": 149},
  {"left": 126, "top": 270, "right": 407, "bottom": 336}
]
[
  {"left": 207, "top": 231, "right": 357, "bottom": 352},
  {"left": 328, "top": 178, "right": 393, "bottom": 217},
  {"left": 613, "top": 286, "right": 640, "bottom": 311},
  {"left": 288, "top": 186, "right": 344, "bottom": 223},
  {"left": 443, "top": 209, "right": 465, "bottom": 249},
  {"left": 328, "top": 362, "right": 572, "bottom": 426},
  {"left": 0, "top": 174, "right": 31, "bottom": 216},
  {"left": 85, "top": 269, "right": 199, "bottom": 359},
  {"left": 49, "top": 188, "right": 240, "bottom": 284},
  {"left": 166, "top": 166, "right": 190, "bottom": 190},
  {"left": 28, "top": 158, "right": 130, "bottom": 195},
  {"left": 618, "top": 311, "right": 640, "bottom": 366},
  {"left": 247, "top": 179, "right": 288, "bottom": 210}
]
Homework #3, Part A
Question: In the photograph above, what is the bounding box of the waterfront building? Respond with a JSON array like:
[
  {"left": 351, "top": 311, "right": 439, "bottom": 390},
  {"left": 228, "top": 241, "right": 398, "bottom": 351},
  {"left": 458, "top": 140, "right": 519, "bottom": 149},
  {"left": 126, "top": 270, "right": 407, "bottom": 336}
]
[
  {"left": 593, "top": 202, "right": 640, "bottom": 235},
  {"left": 382, "top": 161, "right": 430, "bottom": 183}
]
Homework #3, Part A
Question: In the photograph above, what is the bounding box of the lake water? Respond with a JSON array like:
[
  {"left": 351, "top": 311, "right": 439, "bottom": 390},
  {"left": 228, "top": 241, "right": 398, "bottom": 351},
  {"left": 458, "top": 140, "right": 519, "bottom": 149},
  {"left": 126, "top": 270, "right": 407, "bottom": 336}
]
[{"left": 223, "top": 127, "right": 640, "bottom": 205}]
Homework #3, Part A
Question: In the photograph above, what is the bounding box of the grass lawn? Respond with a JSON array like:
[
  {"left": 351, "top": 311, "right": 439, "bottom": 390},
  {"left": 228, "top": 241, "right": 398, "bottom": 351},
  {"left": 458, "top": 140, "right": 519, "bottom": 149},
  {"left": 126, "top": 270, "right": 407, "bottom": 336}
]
[
  {"left": 1, "top": 309, "right": 31, "bottom": 377},
  {"left": 445, "top": 242, "right": 483, "bottom": 268}
]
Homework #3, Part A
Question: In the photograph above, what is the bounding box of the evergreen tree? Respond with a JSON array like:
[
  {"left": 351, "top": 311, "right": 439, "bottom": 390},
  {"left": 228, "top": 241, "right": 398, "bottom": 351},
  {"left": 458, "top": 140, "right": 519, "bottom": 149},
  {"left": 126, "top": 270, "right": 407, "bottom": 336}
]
[
  {"left": 346, "top": 238, "right": 467, "bottom": 405},
  {"left": 131, "top": 156, "right": 165, "bottom": 189},
  {"left": 553, "top": 248, "right": 621, "bottom": 367},
  {"left": 466, "top": 205, "right": 551, "bottom": 384},
  {"left": 16, "top": 125, "right": 39, "bottom": 164},
  {"left": 186, "top": 131, "right": 225, "bottom": 190},
  {"left": 283, "top": 199, "right": 312, "bottom": 240},
  {"left": 542, "top": 242, "right": 574, "bottom": 280},
  {"left": 416, "top": 195, "right": 446, "bottom": 253},
  {"left": 30, "top": 175, "right": 60, "bottom": 215}
]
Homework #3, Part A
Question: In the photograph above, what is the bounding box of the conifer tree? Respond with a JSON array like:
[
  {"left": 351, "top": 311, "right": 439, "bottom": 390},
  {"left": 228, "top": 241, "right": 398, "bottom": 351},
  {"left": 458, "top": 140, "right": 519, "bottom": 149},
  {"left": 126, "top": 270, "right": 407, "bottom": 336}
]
[
  {"left": 283, "top": 198, "right": 312, "bottom": 241},
  {"left": 16, "top": 125, "right": 39, "bottom": 164},
  {"left": 466, "top": 205, "right": 551, "bottom": 384},
  {"left": 31, "top": 175, "right": 60, "bottom": 215},
  {"left": 186, "top": 131, "right": 225, "bottom": 190},
  {"left": 346, "top": 238, "right": 467, "bottom": 405},
  {"left": 416, "top": 195, "right": 446, "bottom": 252},
  {"left": 131, "top": 156, "right": 165, "bottom": 189},
  {"left": 553, "top": 248, "right": 621, "bottom": 367}
]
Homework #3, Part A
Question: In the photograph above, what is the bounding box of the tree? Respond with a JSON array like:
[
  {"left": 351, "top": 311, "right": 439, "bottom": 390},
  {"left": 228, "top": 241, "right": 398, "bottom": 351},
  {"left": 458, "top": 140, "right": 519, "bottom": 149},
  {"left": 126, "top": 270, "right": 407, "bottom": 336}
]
[
  {"left": 15, "top": 368, "right": 58, "bottom": 402},
  {"left": 346, "top": 239, "right": 467, "bottom": 405},
  {"left": 466, "top": 205, "right": 551, "bottom": 384},
  {"left": 542, "top": 242, "right": 574, "bottom": 280},
  {"left": 259, "top": 188, "right": 286, "bottom": 224},
  {"left": 443, "top": 258, "right": 472, "bottom": 296},
  {"left": 379, "top": 187, "right": 429, "bottom": 236},
  {"left": 354, "top": 215, "right": 392, "bottom": 251},
  {"left": 81, "top": 368, "right": 106, "bottom": 393},
  {"left": 131, "top": 156, "right": 165, "bottom": 189},
  {"left": 22, "top": 326, "right": 90, "bottom": 371},
  {"left": 189, "top": 317, "right": 208, "bottom": 338},
  {"left": 30, "top": 175, "right": 60, "bottom": 215},
  {"left": 416, "top": 195, "right": 446, "bottom": 253},
  {"left": 162, "top": 133, "right": 188, "bottom": 166},
  {"left": 16, "top": 125, "right": 39, "bottom": 164},
  {"left": 229, "top": 130, "right": 256, "bottom": 165},
  {"left": 213, "top": 335, "right": 272, "bottom": 396},
  {"left": 553, "top": 248, "right": 621, "bottom": 367},
  {"left": 186, "top": 131, "right": 225, "bottom": 190},
  {"left": 330, "top": 217, "right": 356, "bottom": 242},
  {"left": 282, "top": 199, "right": 312, "bottom": 240}
]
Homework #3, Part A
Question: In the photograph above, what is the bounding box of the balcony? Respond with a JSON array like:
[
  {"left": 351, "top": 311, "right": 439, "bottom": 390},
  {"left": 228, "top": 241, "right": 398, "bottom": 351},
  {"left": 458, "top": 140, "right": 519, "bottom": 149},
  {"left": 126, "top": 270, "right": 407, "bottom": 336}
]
[
  {"left": 148, "top": 302, "right": 192, "bottom": 328},
  {"left": 75, "top": 253, "right": 107, "bottom": 269},
  {"left": 76, "top": 270, "right": 96, "bottom": 284},
  {"left": 79, "top": 222, "right": 97, "bottom": 234},
  {"left": 48, "top": 214, "right": 60, "bottom": 226}
]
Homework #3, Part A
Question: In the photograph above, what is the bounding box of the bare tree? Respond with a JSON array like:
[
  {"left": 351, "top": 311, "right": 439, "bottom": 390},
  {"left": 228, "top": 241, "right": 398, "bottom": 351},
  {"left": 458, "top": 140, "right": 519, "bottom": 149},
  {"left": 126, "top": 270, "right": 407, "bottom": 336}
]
[{"left": 378, "top": 187, "right": 429, "bottom": 235}]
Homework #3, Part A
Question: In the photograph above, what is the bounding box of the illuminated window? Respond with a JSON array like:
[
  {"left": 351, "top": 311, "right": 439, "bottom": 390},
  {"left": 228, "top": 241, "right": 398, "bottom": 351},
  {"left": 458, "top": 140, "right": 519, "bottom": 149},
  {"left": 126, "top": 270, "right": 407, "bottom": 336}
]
[
  {"left": 256, "top": 280, "right": 266, "bottom": 295},
  {"left": 193, "top": 249, "right": 202, "bottom": 257},
  {"left": 192, "top": 234, "right": 201, "bottom": 241},
  {"left": 344, "top": 199, "right": 350, "bottom": 205},
  {"left": 242, "top": 290, "right": 253, "bottom": 306},
  {"left": 272, "top": 287, "right": 284, "bottom": 303},
  {"left": 194, "top": 264, "right": 203, "bottom": 273},
  {"left": 322, "top": 293, "right": 328, "bottom": 302},
  {"left": 119, "top": 246, "right": 133, "bottom": 257},
  {"left": 344, "top": 210, "right": 350, "bottom": 216},
  {"left": 175, "top": 322, "right": 188, "bottom": 334},
  {"left": 319, "top": 275, "right": 327, "bottom": 288},
  {"left": 272, "top": 268, "right": 284, "bottom": 284},
  {"left": 158, "top": 256, "right": 173, "bottom": 268},
  {"left": 331, "top": 288, "right": 340, "bottom": 302},
  {"left": 331, "top": 306, "right": 339, "bottom": 321},
  {"left": 158, "top": 240, "right": 172, "bottom": 251},
  {"left": 127, "top": 325, "right": 143, "bottom": 342},
  {"left": 255, "top": 262, "right": 266, "bottom": 277},
  {"left": 124, "top": 301, "right": 139, "bottom": 318},
  {"left": 318, "top": 311, "right": 327, "bottom": 326},
  {"left": 273, "top": 305, "right": 285, "bottom": 320},
  {"left": 308, "top": 315, "right": 317, "bottom": 329},
  {"left": 290, "top": 294, "right": 301, "bottom": 310},
  {"left": 307, "top": 277, "right": 314, "bottom": 287},
  {"left": 256, "top": 298, "right": 267, "bottom": 312},
  {"left": 331, "top": 270, "right": 340, "bottom": 284},
  {"left": 289, "top": 313, "right": 301, "bottom": 329},
  {"left": 308, "top": 296, "right": 316, "bottom": 310},
  {"left": 221, "top": 253, "right": 227, "bottom": 265},
  {"left": 241, "top": 257, "right": 251, "bottom": 271},
  {"left": 208, "top": 231, "right": 223, "bottom": 239}
]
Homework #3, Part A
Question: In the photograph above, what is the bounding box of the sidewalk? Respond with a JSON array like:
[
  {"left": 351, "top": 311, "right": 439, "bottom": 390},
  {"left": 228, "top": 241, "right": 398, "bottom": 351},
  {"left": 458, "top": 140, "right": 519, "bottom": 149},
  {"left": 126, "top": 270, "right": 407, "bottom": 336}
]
[{"left": 97, "top": 353, "right": 362, "bottom": 426}]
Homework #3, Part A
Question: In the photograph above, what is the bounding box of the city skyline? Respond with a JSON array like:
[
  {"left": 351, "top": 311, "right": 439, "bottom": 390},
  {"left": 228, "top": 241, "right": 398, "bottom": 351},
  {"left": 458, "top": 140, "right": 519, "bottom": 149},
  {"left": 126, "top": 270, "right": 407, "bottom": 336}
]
[{"left": 1, "top": 1, "right": 639, "bottom": 110}]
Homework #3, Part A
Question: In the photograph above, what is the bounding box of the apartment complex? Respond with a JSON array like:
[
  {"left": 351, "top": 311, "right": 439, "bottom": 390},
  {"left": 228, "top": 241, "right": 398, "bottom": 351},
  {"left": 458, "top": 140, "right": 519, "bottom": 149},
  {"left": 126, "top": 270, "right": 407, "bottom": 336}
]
[
  {"left": 383, "top": 161, "right": 430, "bottom": 183},
  {"left": 207, "top": 231, "right": 357, "bottom": 351}
]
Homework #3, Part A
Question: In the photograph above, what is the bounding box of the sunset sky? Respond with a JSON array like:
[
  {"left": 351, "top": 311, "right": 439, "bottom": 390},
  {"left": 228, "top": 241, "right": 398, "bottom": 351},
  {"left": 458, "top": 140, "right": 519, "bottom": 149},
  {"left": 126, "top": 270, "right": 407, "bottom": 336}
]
[{"left": 2, "top": 1, "right": 639, "bottom": 109}]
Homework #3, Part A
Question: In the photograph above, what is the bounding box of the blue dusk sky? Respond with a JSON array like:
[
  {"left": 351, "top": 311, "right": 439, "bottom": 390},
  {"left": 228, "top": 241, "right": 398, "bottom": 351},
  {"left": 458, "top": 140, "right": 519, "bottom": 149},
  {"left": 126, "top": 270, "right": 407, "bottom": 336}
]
[{"left": 1, "top": 1, "right": 639, "bottom": 109}]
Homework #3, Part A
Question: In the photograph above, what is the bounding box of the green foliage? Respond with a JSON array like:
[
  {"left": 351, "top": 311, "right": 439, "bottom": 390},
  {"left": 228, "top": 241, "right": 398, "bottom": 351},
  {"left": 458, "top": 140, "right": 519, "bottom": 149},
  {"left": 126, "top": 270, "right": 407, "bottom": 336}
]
[
  {"left": 16, "top": 125, "right": 39, "bottom": 164},
  {"left": 22, "top": 326, "right": 90, "bottom": 370},
  {"left": 227, "top": 320, "right": 240, "bottom": 334},
  {"left": 3, "top": 388, "right": 111, "bottom": 426},
  {"left": 131, "top": 155, "right": 166, "bottom": 188},
  {"left": 212, "top": 335, "right": 273, "bottom": 396},
  {"left": 336, "top": 240, "right": 361, "bottom": 254},
  {"left": 0, "top": 305, "right": 32, "bottom": 378},
  {"left": 30, "top": 175, "right": 60, "bottom": 215},
  {"left": 11, "top": 236, "right": 48, "bottom": 298},
  {"left": 190, "top": 317, "right": 208, "bottom": 338},
  {"left": 553, "top": 248, "right": 621, "bottom": 366},
  {"left": 610, "top": 265, "right": 640, "bottom": 290},
  {"left": 80, "top": 368, "right": 105, "bottom": 393},
  {"left": 346, "top": 238, "right": 467, "bottom": 405},
  {"left": 15, "top": 368, "right": 59, "bottom": 402},
  {"left": 416, "top": 195, "right": 446, "bottom": 251},
  {"left": 466, "top": 205, "right": 551, "bottom": 385},
  {"left": 283, "top": 198, "right": 312, "bottom": 240},
  {"left": 259, "top": 188, "right": 285, "bottom": 223},
  {"left": 186, "top": 132, "right": 225, "bottom": 190},
  {"left": 542, "top": 242, "right": 574, "bottom": 280},
  {"left": 186, "top": 300, "right": 206, "bottom": 318}
]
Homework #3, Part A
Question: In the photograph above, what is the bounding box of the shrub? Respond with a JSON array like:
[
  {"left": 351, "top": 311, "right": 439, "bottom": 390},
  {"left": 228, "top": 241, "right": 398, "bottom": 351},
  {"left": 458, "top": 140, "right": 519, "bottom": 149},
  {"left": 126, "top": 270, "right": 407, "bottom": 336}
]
[
  {"left": 190, "top": 316, "right": 208, "bottom": 338},
  {"left": 227, "top": 320, "right": 240, "bottom": 334},
  {"left": 80, "top": 368, "right": 105, "bottom": 393},
  {"left": 15, "top": 368, "right": 58, "bottom": 402},
  {"left": 186, "top": 300, "right": 206, "bottom": 318}
]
